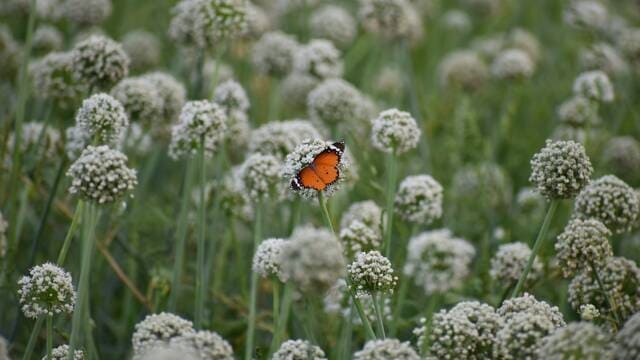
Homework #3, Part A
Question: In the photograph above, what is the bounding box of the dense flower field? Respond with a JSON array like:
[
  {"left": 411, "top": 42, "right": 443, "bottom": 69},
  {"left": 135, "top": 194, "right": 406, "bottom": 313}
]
[{"left": 1, "top": 0, "right": 640, "bottom": 359}]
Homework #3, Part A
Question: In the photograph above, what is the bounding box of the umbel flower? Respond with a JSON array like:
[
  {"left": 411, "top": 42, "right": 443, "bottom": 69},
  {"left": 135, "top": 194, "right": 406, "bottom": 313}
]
[
  {"left": 273, "top": 339, "right": 327, "bottom": 360},
  {"left": 251, "top": 31, "right": 299, "bottom": 77},
  {"left": 168, "top": 0, "right": 247, "bottom": 49},
  {"left": 307, "top": 78, "right": 368, "bottom": 127},
  {"left": 67, "top": 145, "right": 138, "bottom": 204},
  {"left": 7, "top": 122, "right": 61, "bottom": 162},
  {"left": 324, "top": 279, "right": 392, "bottom": 326},
  {"left": 122, "top": 30, "right": 161, "bottom": 72},
  {"left": 490, "top": 242, "right": 543, "bottom": 286},
  {"left": 168, "top": 100, "right": 228, "bottom": 159},
  {"left": 348, "top": 250, "right": 397, "bottom": 297},
  {"left": 491, "top": 48, "right": 535, "bottom": 80},
  {"left": 340, "top": 200, "right": 383, "bottom": 231},
  {"left": 573, "top": 175, "right": 640, "bottom": 234},
  {"left": 18, "top": 263, "right": 75, "bottom": 318},
  {"left": 131, "top": 312, "right": 195, "bottom": 356},
  {"left": 142, "top": 72, "right": 187, "bottom": 125},
  {"left": 239, "top": 153, "right": 282, "bottom": 201},
  {"left": 557, "top": 96, "right": 599, "bottom": 127},
  {"left": 310, "top": 5, "right": 356, "bottom": 49},
  {"left": 573, "top": 70, "right": 614, "bottom": 103},
  {"left": 249, "top": 119, "right": 322, "bottom": 160},
  {"left": 615, "top": 311, "right": 640, "bottom": 359},
  {"left": 569, "top": 256, "right": 640, "bottom": 320},
  {"left": 293, "top": 39, "right": 344, "bottom": 80},
  {"left": 555, "top": 218, "right": 612, "bottom": 277},
  {"left": 110, "top": 77, "right": 163, "bottom": 124},
  {"left": 536, "top": 322, "right": 613, "bottom": 359},
  {"left": 529, "top": 139, "right": 593, "bottom": 199},
  {"left": 169, "top": 330, "right": 234, "bottom": 360},
  {"left": 602, "top": 136, "right": 640, "bottom": 183},
  {"left": 404, "top": 229, "right": 475, "bottom": 295},
  {"left": 76, "top": 93, "right": 129, "bottom": 145},
  {"left": 33, "top": 25, "right": 64, "bottom": 55},
  {"left": 252, "top": 238, "right": 286, "bottom": 280},
  {"left": 394, "top": 175, "right": 443, "bottom": 225},
  {"left": 353, "top": 339, "right": 419, "bottom": 360},
  {"left": 71, "top": 35, "right": 129, "bottom": 90},
  {"left": 279, "top": 225, "right": 346, "bottom": 294},
  {"left": 438, "top": 50, "right": 489, "bottom": 92},
  {"left": 280, "top": 73, "right": 320, "bottom": 111},
  {"left": 45, "top": 344, "right": 84, "bottom": 360},
  {"left": 30, "top": 51, "right": 85, "bottom": 105},
  {"left": 65, "top": 0, "right": 112, "bottom": 27},
  {"left": 358, "top": 0, "right": 422, "bottom": 42},
  {"left": 340, "top": 220, "right": 382, "bottom": 257},
  {"left": 370, "top": 109, "right": 421, "bottom": 154},
  {"left": 213, "top": 80, "right": 250, "bottom": 114}
]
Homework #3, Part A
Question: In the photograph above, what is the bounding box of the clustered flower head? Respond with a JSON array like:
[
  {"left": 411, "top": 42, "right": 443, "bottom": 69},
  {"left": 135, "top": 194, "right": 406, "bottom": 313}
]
[
  {"left": 572, "top": 70, "right": 615, "bottom": 103},
  {"left": 557, "top": 96, "right": 599, "bottom": 127},
  {"left": 404, "top": 229, "right": 475, "bottom": 295},
  {"left": 169, "top": 330, "right": 234, "bottom": 360},
  {"left": 615, "top": 311, "right": 640, "bottom": 359},
  {"left": 213, "top": 80, "right": 250, "bottom": 114},
  {"left": 282, "top": 138, "right": 348, "bottom": 200},
  {"left": 529, "top": 139, "right": 593, "bottom": 199},
  {"left": 122, "top": 30, "right": 161, "bottom": 72},
  {"left": 310, "top": 5, "right": 356, "bottom": 49},
  {"left": 422, "top": 301, "right": 502, "bottom": 359},
  {"left": 573, "top": 175, "right": 640, "bottom": 234},
  {"left": 555, "top": 218, "right": 612, "bottom": 277},
  {"left": 293, "top": 39, "right": 343, "bottom": 80},
  {"left": 64, "top": 125, "right": 92, "bottom": 161},
  {"left": 358, "top": 0, "right": 422, "bottom": 42},
  {"left": 30, "top": 51, "right": 85, "bottom": 105},
  {"left": 494, "top": 293, "right": 566, "bottom": 359},
  {"left": 353, "top": 339, "right": 419, "bottom": 360},
  {"left": 17, "top": 263, "right": 75, "bottom": 318},
  {"left": 340, "top": 220, "right": 382, "bottom": 257},
  {"left": 252, "top": 238, "right": 286, "bottom": 280},
  {"left": 239, "top": 153, "right": 282, "bottom": 201},
  {"left": 307, "top": 78, "right": 368, "bottom": 127},
  {"left": 45, "top": 345, "right": 84, "bottom": 360},
  {"left": 273, "top": 339, "right": 327, "bottom": 360},
  {"left": 602, "top": 136, "right": 640, "bottom": 183},
  {"left": 142, "top": 72, "right": 187, "bottom": 126},
  {"left": 110, "top": 77, "right": 163, "bottom": 124},
  {"left": 65, "top": 0, "right": 112, "bottom": 27},
  {"left": 168, "top": 100, "right": 228, "bottom": 159},
  {"left": 490, "top": 242, "right": 543, "bottom": 286},
  {"left": 439, "top": 50, "right": 489, "bottom": 92},
  {"left": 75, "top": 93, "right": 129, "bottom": 144},
  {"left": 169, "top": 0, "right": 247, "bottom": 49},
  {"left": 279, "top": 225, "right": 346, "bottom": 294},
  {"left": 569, "top": 256, "right": 640, "bottom": 320},
  {"left": 580, "top": 303, "right": 600, "bottom": 321},
  {"left": 579, "top": 42, "right": 629, "bottom": 76},
  {"left": 340, "top": 200, "right": 383, "bottom": 231},
  {"left": 537, "top": 322, "right": 613, "bottom": 359},
  {"left": 394, "top": 175, "right": 443, "bottom": 225},
  {"left": 131, "top": 312, "right": 195, "bottom": 356},
  {"left": 67, "top": 145, "right": 138, "bottom": 204},
  {"left": 32, "top": 25, "right": 63, "bottom": 55},
  {"left": 280, "top": 73, "right": 320, "bottom": 110},
  {"left": 7, "top": 122, "right": 61, "bottom": 162},
  {"left": 323, "top": 279, "right": 392, "bottom": 326},
  {"left": 249, "top": 119, "right": 322, "bottom": 160},
  {"left": 370, "top": 109, "right": 421, "bottom": 154},
  {"left": 491, "top": 48, "right": 535, "bottom": 80},
  {"left": 71, "top": 35, "right": 129, "bottom": 90},
  {"left": 251, "top": 31, "right": 299, "bottom": 77},
  {"left": 218, "top": 166, "right": 253, "bottom": 221},
  {"left": 242, "top": 2, "right": 270, "bottom": 40},
  {"left": 348, "top": 250, "right": 397, "bottom": 297},
  {"left": 564, "top": 0, "right": 609, "bottom": 32}
]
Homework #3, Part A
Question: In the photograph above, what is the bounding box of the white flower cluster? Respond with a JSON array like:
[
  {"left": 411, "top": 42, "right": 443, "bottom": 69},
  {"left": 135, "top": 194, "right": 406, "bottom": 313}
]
[
  {"left": 394, "top": 175, "right": 443, "bottom": 225},
  {"left": 340, "top": 220, "right": 382, "bottom": 257},
  {"left": 579, "top": 303, "right": 600, "bottom": 321},
  {"left": 323, "top": 279, "right": 392, "bottom": 325},
  {"left": 573, "top": 175, "right": 640, "bottom": 234},
  {"left": 490, "top": 242, "right": 543, "bottom": 286},
  {"left": 307, "top": 78, "right": 369, "bottom": 127},
  {"left": 218, "top": 166, "right": 253, "bottom": 221},
  {"left": 579, "top": 42, "right": 629, "bottom": 76},
  {"left": 242, "top": 3, "right": 270, "bottom": 40},
  {"left": 252, "top": 238, "right": 286, "bottom": 280},
  {"left": 602, "top": 136, "right": 640, "bottom": 183},
  {"left": 75, "top": 93, "right": 129, "bottom": 144},
  {"left": 537, "top": 322, "right": 613, "bottom": 359},
  {"left": 110, "top": 77, "right": 163, "bottom": 124},
  {"left": 555, "top": 218, "right": 612, "bottom": 277},
  {"left": 310, "top": 5, "right": 356, "bottom": 49},
  {"left": 573, "top": 70, "right": 615, "bottom": 103},
  {"left": 131, "top": 312, "right": 195, "bottom": 355},
  {"left": 280, "top": 73, "right": 320, "bottom": 110},
  {"left": 169, "top": 330, "right": 234, "bottom": 360},
  {"left": 67, "top": 145, "right": 138, "bottom": 204},
  {"left": 45, "top": 344, "right": 84, "bottom": 360},
  {"left": 239, "top": 153, "right": 282, "bottom": 201},
  {"left": 122, "top": 30, "right": 161, "bottom": 72},
  {"left": 615, "top": 312, "right": 640, "bottom": 359},
  {"left": 557, "top": 96, "right": 599, "bottom": 127},
  {"left": 273, "top": 339, "right": 327, "bottom": 360},
  {"left": 370, "top": 109, "right": 421, "bottom": 154},
  {"left": 17, "top": 263, "right": 75, "bottom": 318},
  {"left": 438, "top": 50, "right": 489, "bottom": 92},
  {"left": 30, "top": 51, "right": 85, "bottom": 105},
  {"left": 71, "top": 35, "right": 129, "bottom": 90},
  {"left": 563, "top": 0, "right": 609, "bottom": 32},
  {"left": 404, "top": 229, "right": 475, "bottom": 295},
  {"left": 491, "top": 48, "right": 535, "bottom": 80},
  {"left": 569, "top": 256, "right": 640, "bottom": 320},
  {"left": 251, "top": 31, "right": 299, "bottom": 77},
  {"left": 529, "top": 139, "right": 593, "bottom": 199},
  {"left": 279, "top": 225, "right": 346, "bottom": 294},
  {"left": 142, "top": 72, "right": 187, "bottom": 126},
  {"left": 65, "top": 0, "right": 112, "bottom": 27},
  {"left": 282, "top": 139, "right": 348, "bottom": 199},
  {"left": 213, "top": 80, "right": 250, "bottom": 114},
  {"left": 32, "top": 25, "right": 63, "bottom": 55},
  {"left": 442, "top": 9, "right": 471, "bottom": 32},
  {"left": 7, "top": 121, "right": 61, "bottom": 161},
  {"left": 168, "top": 0, "right": 247, "bottom": 49},
  {"left": 65, "top": 125, "right": 92, "bottom": 161},
  {"left": 340, "top": 200, "right": 383, "bottom": 230},
  {"left": 168, "top": 100, "right": 228, "bottom": 159},
  {"left": 293, "top": 39, "right": 343, "bottom": 80},
  {"left": 348, "top": 250, "right": 397, "bottom": 296},
  {"left": 249, "top": 119, "right": 322, "bottom": 160},
  {"left": 353, "top": 339, "right": 419, "bottom": 360},
  {"left": 358, "top": 0, "right": 422, "bottom": 42}
]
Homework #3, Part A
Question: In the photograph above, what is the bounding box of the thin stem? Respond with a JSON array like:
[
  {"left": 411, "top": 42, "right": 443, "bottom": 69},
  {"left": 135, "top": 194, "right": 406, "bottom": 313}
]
[
  {"left": 389, "top": 275, "right": 409, "bottom": 337},
  {"left": 273, "top": 280, "right": 280, "bottom": 332},
  {"left": 57, "top": 201, "right": 84, "bottom": 265},
  {"left": 168, "top": 159, "right": 195, "bottom": 311},
  {"left": 346, "top": 278, "right": 376, "bottom": 341},
  {"left": 245, "top": 203, "right": 263, "bottom": 360},
  {"left": 590, "top": 261, "right": 621, "bottom": 327},
  {"left": 318, "top": 192, "right": 335, "bottom": 236},
  {"left": 46, "top": 315, "right": 53, "bottom": 359},
  {"left": 335, "top": 304, "right": 353, "bottom": 360},
  {"left": 195, "top": 141, "right": 207, "bottom": 328},
  {"left": 22, "top": 317, "right": 44, "bottom": 360},
  {"left": 372, "top": 293, "right": 386, "bottom": 339},
  {"left": 510, "top": 199, "right": 559, "bottom": 299},
  {"left": 271, "top": 283, "right": 293, "bottom": 355},
  {"left": 384, "top": 151, "right": 397, "bottom": 258}
]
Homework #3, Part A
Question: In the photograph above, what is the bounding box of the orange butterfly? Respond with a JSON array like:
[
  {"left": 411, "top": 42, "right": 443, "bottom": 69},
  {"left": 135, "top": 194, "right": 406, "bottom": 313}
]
[{"left": 291, "top": 141, "right": 345, "bottom": 191}]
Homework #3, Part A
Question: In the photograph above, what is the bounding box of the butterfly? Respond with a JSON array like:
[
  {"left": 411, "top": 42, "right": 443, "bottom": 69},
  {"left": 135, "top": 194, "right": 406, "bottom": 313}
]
[{"left": 291, "top": 141, "right": 345, "bottom": 191}]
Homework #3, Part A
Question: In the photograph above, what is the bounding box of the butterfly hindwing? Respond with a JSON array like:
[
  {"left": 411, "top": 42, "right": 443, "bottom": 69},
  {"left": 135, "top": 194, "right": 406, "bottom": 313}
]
[
  {"left": 291, "top": 140, "right": 345, "bottom": 191},
  {"left": 297, "top": 167, "right": 325, "bottom": 190}
]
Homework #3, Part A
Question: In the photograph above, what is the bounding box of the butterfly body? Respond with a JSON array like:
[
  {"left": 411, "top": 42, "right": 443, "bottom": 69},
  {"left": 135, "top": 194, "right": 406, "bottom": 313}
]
[{"left": 291, "top": 141, "right": 345, "bottom": 191}]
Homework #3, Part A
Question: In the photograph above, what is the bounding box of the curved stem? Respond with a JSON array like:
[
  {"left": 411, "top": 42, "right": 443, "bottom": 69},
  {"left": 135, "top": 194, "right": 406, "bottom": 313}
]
[
  {"left": 245, "top": 202, "right": 263, "bottom": 360},
  {"left": 372, "top": 293, "right": 386, "bottom": 339},
  {"left": 195, "top": 141, "right": 207, "bottom": 328},
  {"left": 346, "top": 278, "right": 376, "bottom": 341},
  {"left": 317, "top": 192, "right": 335, "bottom": 236},
  {"left": 510, "top": 199, "right": 559, "bottom": 299}
]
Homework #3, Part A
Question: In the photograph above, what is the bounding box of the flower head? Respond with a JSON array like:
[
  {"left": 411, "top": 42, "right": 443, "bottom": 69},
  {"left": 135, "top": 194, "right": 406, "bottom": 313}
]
[
  {"left": 491, "top": 48, "right": 535, "bottom": 80},
  {"left": 30, "top": 51, "right": 85, "bottom": 105},
  {"left": 602, "top": 136, "right": 640, "bottom": 184},
  {"left": 555, "top": 218, "right": 612, "bottom": 277},
  {"left": 557, "top": 96, "right": 599, "bottom": 127},
  {"left": 615, "top": 312, "right": 640, "bottom": 359},
  {"left": 340, "top": 200, "right": 383, "bottom": 231},
  {"left": 370, "top": 109, "right": 421, "bottom": 154},
  {"left": 439, "top": 50, "right": 489, "bottom": 92},
  {"left": 170, "top": 330, "right": 234, "bottom": 360},
  {"left": 213, "top": 79, "right": 250, "bottom": 114},
  {"left": 45, "top": 345, "right": 84, "bottom": 360},
  {"left": 490, "top": 242, "right": 543, "bottom": 286},
  {"left": 580, "top": 42, "right": 629, "bottom": 76},
  {"left": 7, "top": 122, "right": 61, "bottom": 162},
  {"left": 529, "top": 139, "right": 593, "bottom": 199},
  {"left": 168, "top": 100, "right": 227, "bottom": 159},
  {"left": 71, "top": 35, "right": 129, "bottom": 90},
  {"left": 307, "top": 78, "right": 368, "bottom": 127},
  {"left": 358, "top": 0, "right": 422, "bottom": 42},
  {"left": 239, "top": 153, "right": 282, "bottom": 201},
  {"left": 354, "top": 339, "right": 419, "bottom": 360},
  {"left": 122, "top": 30, "right": 161, "bottom": 72},
  {"left": 252, "top": 238, "right": 286, "bottom": 280},
  {"left": 251, "top": 31, "right": 299, "bottom": 77},
  {"left": 273, "top": 339, "right": 327, "bottom": 360},
  {"left": 110, "top": 77, "right": 163, "bottom": 124},
  {"left": 537, "top": 322, "right": 613, "bottom": 360},
  {"left": 75, "top": 93, "right": 129, "bottom": 144},
  {"left": 142, "top": 72, "right": 187, "bottom": 125},
  {"left": 348, "top": 251, "right": 397, "bottom": 296},
  {"left": 280, "top": 72, "right": 321, "bottom": 110},
  {"left": 18, "top": 263, "right": 75, "bottom": 318},
  {"left": 580, "top": 304, "right": 600, "bottom": 321},
  {"left": 573, "top": 70, "right": 615, "bottom": 103},
  {"left": 394, "top": 175, "right": 443, "bottom": 225},
  {"left": 340, "top": 220, "right": 382, "bottom": 257},
  {"left": 65, "top": 0, "right": 112, "bottom": 27},
  {"left": 32, "top": 25, "right": 63, "bottom": 55},
  {"left": 293, "top": 39, "right": 343, "bottom": 80},
  {"left": 249, "top": 120, "right": 322, "bottom": 160},
  {"left": 67, "top": 145, "right": 137, "bottom": 204},
  {"left": 310, "top": 5, "right": 356, "bottom": 49},
  {"left": 132, "top": 312, "right": 195, "bottom": 356}
]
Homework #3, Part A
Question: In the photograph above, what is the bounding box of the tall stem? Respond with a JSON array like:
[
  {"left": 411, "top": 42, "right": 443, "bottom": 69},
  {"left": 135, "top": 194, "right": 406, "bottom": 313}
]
[
  {"left": 317, "top": 192, "right": 335, "bottom": 235},
  {"left": 21, "top": 317, "right": 44, "bottom": 360},
  {"left": 384, "top": 151, "right": 397, "bottom": 258},
  {"left": 57, "top": 201, "right": 84, "bottom": 265},
  {"left": 46, "top": 315, "right": 53, "bottom": 359},
  {"left": 389, "top": 275, "right": 409, "bottom": 337},
  {"left": 272, "top": 280, "right": 280, "bottom": 332},
  {"left": 195, "top": 141, "right": 207, "bottom": 328},
  {"left": 168, "top": 160, "right": 195, "bottom": 311},
  {"left": 590, "top": 261, "right": 621, "bottom": 327},
  {"left": 372, "top": 293, "right": 386, "bottom": 339},
  {"left": 245, "top": 202, "right": 263, "bottom": 360},
  {"left": 270, "top": 283, "right": 293, "bottom": 355},
  {"left": 510, "top": 199, "right": 559, "bottom": 298},
  {"left": 346, "top": 280, "right": 376, "bottom": 341}
]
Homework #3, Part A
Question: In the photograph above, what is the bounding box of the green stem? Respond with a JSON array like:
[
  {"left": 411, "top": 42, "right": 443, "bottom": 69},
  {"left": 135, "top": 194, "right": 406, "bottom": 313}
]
[
  {"left": 318, "top": 192, "right": 335, "bottom": 236},
  {"left": 195, "top": 141, "right": 207, "bottom": 328},
  {"left": 168, "top": 159, "right": 195, "bottom": 311},
  {"left": 273, "top": 280, "right": 280, "bottom": 332},
  {"left": 58, "top": 201, "right": 83, "bottom": 266},
  {"left": 389, "top": 275, "right": 409, "bottom": 337},
  {"left": 384, "top": 151, "right": 397, "bottom": 258},
  {"left": 336, "top": 304, "right": 353, "bottom": 360},
  {"left": 372, "top": 293, "right": 386, "bottom": 339},
  {"left": 22, "top": 317, "right": 45, "bottom": 360},
  {"left": 510, "top": 199, "right": 559, "bottom": 298},
  {"left": 245, "top": 203, "right": 263, "bottom": 360},
  {"left": 271, "top": 283, "right": 293, "bottom": 355},
  {"left": 287, "top": 198, "right": 302, "bottom": 235},
  {"left": 267, "top": 79, "right": 281, "bottom": 123},
  {"left": 590, "top": 261, "right": 621, "bottom": 327},
  {"left": 346, "top": 278, "right": 376, "bottom": 341},
  {"left": 46, "top": 315, "right": 53, "bottom": 359}
]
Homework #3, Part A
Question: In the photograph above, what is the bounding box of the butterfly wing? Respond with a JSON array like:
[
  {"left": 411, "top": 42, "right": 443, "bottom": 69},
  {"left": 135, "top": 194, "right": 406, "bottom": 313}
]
[
  {"left": 291, "top": 140, "right": 345, "bottom": 191},
  {"left": 313, "top": 151, "right": 340, "bottom": 185},
  {"left": 294, "top": 166, "right": 326, "bottom": 190}
]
